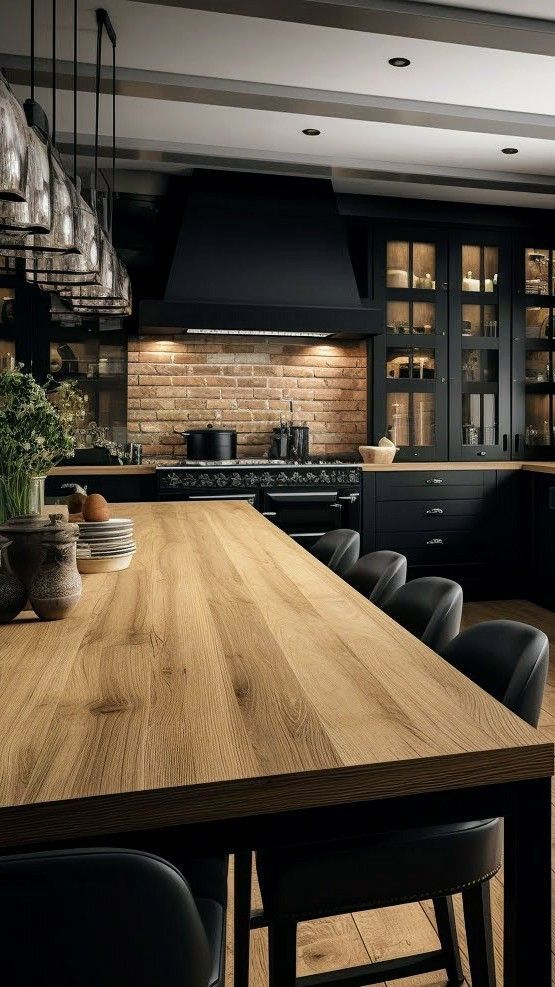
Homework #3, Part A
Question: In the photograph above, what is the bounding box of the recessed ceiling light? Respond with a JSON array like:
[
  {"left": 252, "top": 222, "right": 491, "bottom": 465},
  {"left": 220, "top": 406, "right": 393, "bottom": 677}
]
[
  {"left": 501, "top": 147, "right": 519, "bottom": 154},
  {"left": 302, "top": 128, "right": 321, "bottom": 136},
  {"left": 389, "top": 57, "right": 411, "bottom": 67}
]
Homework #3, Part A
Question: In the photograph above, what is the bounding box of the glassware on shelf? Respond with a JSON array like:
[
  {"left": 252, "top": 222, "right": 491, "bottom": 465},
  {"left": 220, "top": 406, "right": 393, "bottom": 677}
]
[
  {"left": 525, "top": 351, "right": 551, "bottom": 383},
  {"left": 386, "top": 241, "right": 436, "bottom": 290},
  {"left": 525, "top": 394, "right": 553, "bottom": 446},
  {"left": 461, "top": 245, "right": 498, "bottom": 292},
  {"left": 462, "top": 393, "right": 497, "bottom": 446},
  {"left": 461, "top": 304, "right": 498, "bottom": 338},
  {"left": 386, "top": 392, "right": 435, "bottom": 447},
  {"left": 525, "top": 248, "right": 549, "bottom": 295},
  {"left": 525, "top": 307, "right": 551, "bottom": 339},
  {"left": 386, "top": 347, "right": 435, "bottom": 379},
  {"left": 386, "top": 300, "right": 435, "bottom": 334}
]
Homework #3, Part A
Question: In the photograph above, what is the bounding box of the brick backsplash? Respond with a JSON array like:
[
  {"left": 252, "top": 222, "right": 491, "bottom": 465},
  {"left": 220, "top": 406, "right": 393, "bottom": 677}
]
[{"left": 127, "top": 337, "right": 367, "bottom": 460}]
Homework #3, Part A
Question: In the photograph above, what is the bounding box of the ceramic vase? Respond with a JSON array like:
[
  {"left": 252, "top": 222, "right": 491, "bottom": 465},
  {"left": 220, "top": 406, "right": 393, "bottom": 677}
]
[
  {"left": 29, "top": 515, "right": 82, "bottom": 621},
  {"left": 0, "top": 537, "right": 26, "bottom": 624}
]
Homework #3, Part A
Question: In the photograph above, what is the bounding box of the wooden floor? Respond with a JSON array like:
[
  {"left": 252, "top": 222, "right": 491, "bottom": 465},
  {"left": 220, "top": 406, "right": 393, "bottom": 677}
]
[{"left": 225, "top": 599, "right": 555, "bottom": 987}]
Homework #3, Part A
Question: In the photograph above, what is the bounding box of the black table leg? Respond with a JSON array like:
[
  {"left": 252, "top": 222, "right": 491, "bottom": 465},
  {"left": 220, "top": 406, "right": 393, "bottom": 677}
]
[
  {"left": 234, "top": 850, "right": 253, "bottom": 987},
  {"left": 504, "top": 777, "right": 552, "bottom": 986}
]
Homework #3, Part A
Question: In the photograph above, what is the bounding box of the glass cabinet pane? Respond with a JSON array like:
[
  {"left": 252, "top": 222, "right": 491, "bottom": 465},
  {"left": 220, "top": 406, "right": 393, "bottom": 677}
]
[
  {"left": 387, "top": 241, "right": 410, "bottom": 288},
  {"left": 462, "top": 350, "right": 498, "bottom": 384},
  {"left": 462, "top": 393, "right": 497, "bottom": 446},
  {"left": 386, "top": 391, "right": 435, "bottom": 447},
  {"left": 526, "top": 306, "right": 551, "bottom": 339},
  {"left": 412, "top": 243, "right": 435, "bottom": 288},
  {"left": 525, "top": 248, "right": 550, "bottom": 295},
  {"left": 525, "top": 350, "right": 551, "bottom": 383},
  {"left": 461, "top": 303, "right": 498, "bottom": 337},
  {"left": 386, "top": 347, "right": 435, "bottom": 379},
  {"left": 0, "top": 339, "right": 15, "bottom": 371},
  {"left": 462, "top": 245, "right": 498, "bottom": 292},
  {"left": 525, "top": 394, "right": 553, "bottom": 447},
  {"left": 386, "top": 240, "right": 436, "bottom": 289},
  {"left": 387, "top": 300, "right": 436, "bottom": 334}
]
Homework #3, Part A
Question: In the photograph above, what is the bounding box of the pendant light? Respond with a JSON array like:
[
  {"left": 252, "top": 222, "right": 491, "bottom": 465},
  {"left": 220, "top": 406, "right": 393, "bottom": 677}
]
[
  {"left": 61, "top": 8, "right": 132, "bottom": 315},
  {"left": 27, "top": 0, "right": 101, "bottom": 287},
  {"left": 0, "top": 70, "right": 29, "bottom": 202},
  {"left": 0, "top": 1, "right": 51, "bottom": 233}
]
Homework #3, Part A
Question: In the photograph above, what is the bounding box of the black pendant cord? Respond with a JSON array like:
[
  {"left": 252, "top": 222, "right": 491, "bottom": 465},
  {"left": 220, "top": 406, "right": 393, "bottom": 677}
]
[
  {"left": 94, "top": 9, "right": 117, "bottom": 239},
  {"left": 51, "top": 0, "right": 56, "bottom": 145},
  {"left": 94, "top": 14, "right": 102, "bottom": 199},
  {"left": 30, "top": 0, "right": 35, "bottom": 102},
  {"left": 73, "top": 0, "right": 77, "bottom": 184}
]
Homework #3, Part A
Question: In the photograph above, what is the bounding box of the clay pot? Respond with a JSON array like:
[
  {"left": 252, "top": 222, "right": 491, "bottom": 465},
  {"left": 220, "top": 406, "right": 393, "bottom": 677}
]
[
  {"left": 28, "top": 514, "right": 82, "bottom": 621},
  {"left": 0, "top": 515, "right": 49, "bottom": 591},
  {"left": 0, "top": 537, "right": 27, "bottom": 623}
]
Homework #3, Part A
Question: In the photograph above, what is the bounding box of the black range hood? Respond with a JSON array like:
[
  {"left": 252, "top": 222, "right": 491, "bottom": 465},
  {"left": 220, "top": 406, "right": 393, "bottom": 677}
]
[{"left": 140, "top": 171, "right": 381, "bottom": 335}]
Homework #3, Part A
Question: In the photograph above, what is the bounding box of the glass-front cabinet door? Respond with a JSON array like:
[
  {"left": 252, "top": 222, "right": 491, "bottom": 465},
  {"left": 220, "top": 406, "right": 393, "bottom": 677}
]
[
  {"left": 449, "top": 231, "right": 511, "bottom": 460},
  {"left": 374, "top": 229, "right": 448, "bottom": 460},
  {"left": 513, "top": 243, "right": 555, "bottom": 458}
]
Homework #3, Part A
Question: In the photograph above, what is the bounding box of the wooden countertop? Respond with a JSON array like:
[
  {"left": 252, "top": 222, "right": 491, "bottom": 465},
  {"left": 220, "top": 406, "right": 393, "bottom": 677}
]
[
  {"left": 361, "top": 461, "right": 555, "bottom": 472},
  {"left": 49, "top": 465, "right": 156, "bottom": 476},
  {"left": 0, "top": 501, "right": 550, "bottom": 848},
  {"left": 48, "top": 461, "right": 555, "bottom": 477}
]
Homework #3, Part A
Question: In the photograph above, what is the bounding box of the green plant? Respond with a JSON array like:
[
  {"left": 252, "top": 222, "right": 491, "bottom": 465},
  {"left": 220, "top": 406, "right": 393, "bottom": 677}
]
[{"left": 0, "top": 369, "right": 76, "bottom": 521}]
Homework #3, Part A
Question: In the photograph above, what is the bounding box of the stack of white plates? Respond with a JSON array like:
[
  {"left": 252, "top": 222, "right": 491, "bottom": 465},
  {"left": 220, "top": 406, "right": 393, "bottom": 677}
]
[{"left": 77, "top": 518, "right": 136, "bottom": 573}]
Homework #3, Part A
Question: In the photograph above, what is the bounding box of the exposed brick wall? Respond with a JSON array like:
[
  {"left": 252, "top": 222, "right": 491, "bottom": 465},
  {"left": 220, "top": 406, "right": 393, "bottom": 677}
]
[{"left": 128, "top": 337, "right": 367, "bottom": 461}]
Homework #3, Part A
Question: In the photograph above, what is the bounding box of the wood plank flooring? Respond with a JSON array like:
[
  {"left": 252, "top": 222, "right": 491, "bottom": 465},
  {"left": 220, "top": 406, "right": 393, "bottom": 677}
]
[{"left": 225, "top": 599, "right": 555, "bottom": 987}]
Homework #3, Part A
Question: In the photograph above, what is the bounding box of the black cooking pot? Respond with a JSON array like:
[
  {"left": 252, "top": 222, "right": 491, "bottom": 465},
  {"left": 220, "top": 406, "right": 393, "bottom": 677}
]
[{"left": 176, "top": 426, "right": 237, "bottom": 461}]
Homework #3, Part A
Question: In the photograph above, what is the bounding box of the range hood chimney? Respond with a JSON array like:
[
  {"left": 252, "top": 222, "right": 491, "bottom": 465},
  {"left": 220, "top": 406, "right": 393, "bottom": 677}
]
[{"left": 140, "top": 171, "right": 381, "bottom": 335}]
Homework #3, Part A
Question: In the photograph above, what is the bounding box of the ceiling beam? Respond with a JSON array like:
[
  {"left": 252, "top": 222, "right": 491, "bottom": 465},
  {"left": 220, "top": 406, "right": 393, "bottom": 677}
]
[
  {"left": 135, "top": 0, "right": 555, "bottom": 57},
  {"left": 56, "top": 133, "right": 555, "bottom": 195},
  {"left": 4, "top": 54, "right": 554, "bottom": 142}
]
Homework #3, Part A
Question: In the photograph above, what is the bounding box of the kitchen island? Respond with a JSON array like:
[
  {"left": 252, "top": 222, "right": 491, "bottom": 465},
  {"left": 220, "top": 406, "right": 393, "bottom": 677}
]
[{"left": 0, "top": 501, "right": 551, "bottom": 984}]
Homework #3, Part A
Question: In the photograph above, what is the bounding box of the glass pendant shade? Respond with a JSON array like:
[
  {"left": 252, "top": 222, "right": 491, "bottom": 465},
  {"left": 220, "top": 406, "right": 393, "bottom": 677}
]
[
  {"left": 0, "top": 72, "right": 29, "bottom": 201},
  {"left": 0, "top": 126, "right": 51, "bottom": 235},
  {"left": 25, "top": 197, "right": 100, "bottom": 283},
  {"left": 1, "top": 151, "right": 76, "bottom": 256}
]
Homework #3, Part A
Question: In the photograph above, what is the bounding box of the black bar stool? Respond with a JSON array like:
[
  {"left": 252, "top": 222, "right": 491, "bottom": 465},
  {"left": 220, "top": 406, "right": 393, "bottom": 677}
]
[{"left": 344, "top": 550, "right": 407, "bottom": 607}]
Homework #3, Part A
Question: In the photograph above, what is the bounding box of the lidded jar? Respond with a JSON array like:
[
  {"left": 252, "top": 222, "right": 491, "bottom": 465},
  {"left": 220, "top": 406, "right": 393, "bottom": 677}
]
[
  {"left": 28, "top": 514, "right": 82, "bottom": 621},
  {"left": 0, "top": 514, "right": 49, "bottom": 591}
]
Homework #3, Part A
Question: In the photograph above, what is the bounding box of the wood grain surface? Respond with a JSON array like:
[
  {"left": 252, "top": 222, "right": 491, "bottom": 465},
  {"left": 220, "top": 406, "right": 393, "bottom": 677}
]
[{"left": 0, "top": 502, "right": 551, "bottom": 847}]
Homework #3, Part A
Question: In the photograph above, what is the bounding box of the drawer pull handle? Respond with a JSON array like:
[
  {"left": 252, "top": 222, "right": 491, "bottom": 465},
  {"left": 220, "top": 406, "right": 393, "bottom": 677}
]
[
  {"left": 425, "top": 507, "right": 444, "bottom": 515},
  {"left": 426, "top": 478, "right": 443, "bottom": 485},
  {"left": 426, "top": 537, "right": 444, "bottom": 546}
]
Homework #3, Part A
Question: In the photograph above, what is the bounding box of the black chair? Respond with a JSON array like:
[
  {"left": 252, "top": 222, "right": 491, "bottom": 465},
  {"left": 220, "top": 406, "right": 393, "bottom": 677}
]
[
  {"left": 250, "top": 619, "right": 549, "bottom": 987},
  {"left": 344, "top": 550, "right": 407, "bottom": 607},
  {"left": 0, "top": 847, "right": 226, "bottom": 987},
  {"left": 383, "top": 576, "right": 463, "bottom": 653},
  {"left": 310, "top": 529, "right": 360, "bottom": 576}
]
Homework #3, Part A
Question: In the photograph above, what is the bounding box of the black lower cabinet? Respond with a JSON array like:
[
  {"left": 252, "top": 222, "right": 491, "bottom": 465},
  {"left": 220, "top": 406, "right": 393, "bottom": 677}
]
[
  {"left": 526, "top": 473, "right": 555, "bottom": 610},
  {"left": 361, "top": 469, "right": 522, "bottom": 600},
  {"left": 45, "top": 472, "right": 156, "bottom": 504}
]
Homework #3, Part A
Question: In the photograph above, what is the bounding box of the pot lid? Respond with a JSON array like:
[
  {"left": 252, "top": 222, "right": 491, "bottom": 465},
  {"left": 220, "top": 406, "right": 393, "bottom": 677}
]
[
  {"left": 0, "top": 514, "right": 49, "bottom": 535},
  {"left": 40, "top": 513, "right": 79, "bottom": 543}
]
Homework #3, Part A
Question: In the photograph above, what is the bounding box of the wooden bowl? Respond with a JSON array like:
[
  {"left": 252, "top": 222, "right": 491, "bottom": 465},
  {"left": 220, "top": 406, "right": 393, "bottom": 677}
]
[{"left": 358, "top": 445, "right": 397, "bottom": 465}]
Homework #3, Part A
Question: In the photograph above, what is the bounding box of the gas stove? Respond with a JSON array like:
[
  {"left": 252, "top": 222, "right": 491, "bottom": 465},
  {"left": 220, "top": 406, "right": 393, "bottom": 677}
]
[{"left": 173, "top": 457, "right": 362, "bottom": 468}]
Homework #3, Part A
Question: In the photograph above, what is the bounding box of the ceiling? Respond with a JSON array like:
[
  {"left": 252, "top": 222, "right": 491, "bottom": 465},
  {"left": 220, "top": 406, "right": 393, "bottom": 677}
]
[{"left": 1, "top": 0, "right": 554, "bottom": 207}]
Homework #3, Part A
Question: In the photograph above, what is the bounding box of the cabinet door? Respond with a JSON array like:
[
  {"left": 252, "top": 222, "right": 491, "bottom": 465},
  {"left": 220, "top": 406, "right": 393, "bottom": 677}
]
[
  {"left": 513, "top": 242, "right": 555, "bottom": 459},
  {"left": 373, "top": 228, "right": 449, "bottom": 461},
  {"left": 449, "top": 231, "right": 512, "bottom": 460}
]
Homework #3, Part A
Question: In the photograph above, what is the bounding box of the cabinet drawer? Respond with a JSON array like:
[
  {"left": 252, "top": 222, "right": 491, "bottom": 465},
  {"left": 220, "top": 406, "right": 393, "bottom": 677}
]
[
  {"left": 375, "top": 529, "right": 492, "bottom": 565},
  {"left": 376, "top": 471, "right": 487, "bottom": 501},
  {"left": 376, "top": 498, "right": 487, "bottom": 532}
]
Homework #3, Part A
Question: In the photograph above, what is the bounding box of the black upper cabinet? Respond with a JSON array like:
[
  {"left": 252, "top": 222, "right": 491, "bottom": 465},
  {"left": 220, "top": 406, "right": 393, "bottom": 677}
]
[
  {"left": 513, "top": 240, "right": 555, "bottom": 459},
  {"left": 448, "top": 230, "right": 512, "bottom": 461},
  {"left": 372, "top": 227, "right": 449, "bottom": 461}
]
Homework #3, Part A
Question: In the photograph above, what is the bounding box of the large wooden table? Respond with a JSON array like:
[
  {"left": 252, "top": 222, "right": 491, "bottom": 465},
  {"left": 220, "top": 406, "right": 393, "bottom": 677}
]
[{"left": 0, "top": 502, "right": 552, "bottom": 984}]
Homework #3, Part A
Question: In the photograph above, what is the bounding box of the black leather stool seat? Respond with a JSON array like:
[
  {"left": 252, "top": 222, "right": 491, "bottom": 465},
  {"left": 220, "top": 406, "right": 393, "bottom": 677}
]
[
  {"left": 256, "top": 818, "right": 502, "bottom": 921},
  {"left": 344, "top": 550, "right": 407, "bottom": 607},
  {"left": 310, "top": 528, "right": 360, "bottom": 576}
]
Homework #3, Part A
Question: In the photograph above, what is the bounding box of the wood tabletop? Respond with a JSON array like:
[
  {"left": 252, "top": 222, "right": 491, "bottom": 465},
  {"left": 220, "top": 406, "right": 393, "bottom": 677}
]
[{"left": 0, "top": 502, "right": 551, "bottom": 848}]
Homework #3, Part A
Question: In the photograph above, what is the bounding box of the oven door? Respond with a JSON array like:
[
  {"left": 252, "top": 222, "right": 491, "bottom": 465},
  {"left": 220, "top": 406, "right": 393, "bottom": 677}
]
[{"left": 263, "top": 490, "right": 346, "bottom": 548}]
